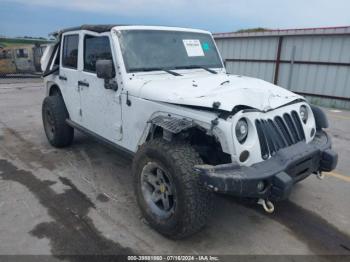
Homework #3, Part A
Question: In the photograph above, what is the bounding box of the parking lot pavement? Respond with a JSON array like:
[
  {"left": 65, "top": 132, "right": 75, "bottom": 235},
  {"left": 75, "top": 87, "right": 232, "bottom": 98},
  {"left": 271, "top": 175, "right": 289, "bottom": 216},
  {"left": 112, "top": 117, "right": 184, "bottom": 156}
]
[{"left": 0, "top": 79, "right": 349, "bottom": 257}]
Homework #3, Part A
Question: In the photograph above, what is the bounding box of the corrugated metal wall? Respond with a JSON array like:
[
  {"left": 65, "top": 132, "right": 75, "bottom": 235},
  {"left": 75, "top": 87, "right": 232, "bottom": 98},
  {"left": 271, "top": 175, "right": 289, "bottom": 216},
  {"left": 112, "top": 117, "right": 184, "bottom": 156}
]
[
  {"left": 214, "top": 28, "right": 350, "bottom": 109},
  {"left": 217, "top": 37, "right": 279, "bottom": 82}
]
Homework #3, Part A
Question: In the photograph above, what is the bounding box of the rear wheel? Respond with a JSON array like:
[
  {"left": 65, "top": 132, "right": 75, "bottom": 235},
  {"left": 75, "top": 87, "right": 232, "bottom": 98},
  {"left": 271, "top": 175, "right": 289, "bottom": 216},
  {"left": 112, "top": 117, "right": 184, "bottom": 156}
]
[
  {"left": 42, "top": 95, "right": 74, "bottom": 148},
  {"left": 133, "top": 138, "right": 213, "bottom": 239}
]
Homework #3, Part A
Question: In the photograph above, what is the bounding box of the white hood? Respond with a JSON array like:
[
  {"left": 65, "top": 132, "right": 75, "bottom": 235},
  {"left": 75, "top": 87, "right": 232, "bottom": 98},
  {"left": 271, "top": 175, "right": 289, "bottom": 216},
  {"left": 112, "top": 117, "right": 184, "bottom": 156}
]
[{"left": 136, "top": 73, "right": 304, "bottom": 112}]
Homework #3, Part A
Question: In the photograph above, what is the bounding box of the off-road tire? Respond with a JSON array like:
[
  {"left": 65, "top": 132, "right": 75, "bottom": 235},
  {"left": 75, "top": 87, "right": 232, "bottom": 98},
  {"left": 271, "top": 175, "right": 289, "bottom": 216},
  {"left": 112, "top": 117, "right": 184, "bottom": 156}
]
[
  {"left": 133, "top": 138, "right": 213, "bottom": 239},
  {"left": 42, "top": 95, "right": 74, "bottom": 148}
]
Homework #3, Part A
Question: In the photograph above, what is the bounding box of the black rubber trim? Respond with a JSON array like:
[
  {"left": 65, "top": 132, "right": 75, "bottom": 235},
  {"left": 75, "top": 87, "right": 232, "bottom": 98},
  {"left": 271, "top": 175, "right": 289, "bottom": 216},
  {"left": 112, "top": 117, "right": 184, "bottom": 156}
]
[
  {"left": 311, "top": 105, "right": 329, "bottom": 130},
  {"left": 66, "top": 119, "right": 134, "bottom": 157}
]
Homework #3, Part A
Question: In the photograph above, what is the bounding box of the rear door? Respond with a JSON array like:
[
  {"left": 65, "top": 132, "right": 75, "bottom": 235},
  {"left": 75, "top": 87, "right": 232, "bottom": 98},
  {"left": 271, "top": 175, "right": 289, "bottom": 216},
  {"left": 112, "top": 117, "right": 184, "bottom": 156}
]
[
  {"left": 59, "top": 33, "right": 83, "bottom": 124},
  {"left": 78, "top": 32, "right": 123, "bottom": 142}
]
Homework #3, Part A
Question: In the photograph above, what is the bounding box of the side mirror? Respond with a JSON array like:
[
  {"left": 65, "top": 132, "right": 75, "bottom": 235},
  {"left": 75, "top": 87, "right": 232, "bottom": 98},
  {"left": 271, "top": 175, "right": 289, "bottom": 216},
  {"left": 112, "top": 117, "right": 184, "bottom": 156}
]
[
  {"left": 96, "top": 59, "right": 118, "bottom": 91},
  {"left": 96, "top": 59, "right": 115, "bottom": 79}
]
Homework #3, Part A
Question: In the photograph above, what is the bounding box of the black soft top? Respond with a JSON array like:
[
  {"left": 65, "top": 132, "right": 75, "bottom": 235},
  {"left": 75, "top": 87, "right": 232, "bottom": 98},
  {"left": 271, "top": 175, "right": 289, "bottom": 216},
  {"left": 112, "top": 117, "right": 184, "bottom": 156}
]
[{"left": 52, "top": 24, "right": 125, "bottom": 37}]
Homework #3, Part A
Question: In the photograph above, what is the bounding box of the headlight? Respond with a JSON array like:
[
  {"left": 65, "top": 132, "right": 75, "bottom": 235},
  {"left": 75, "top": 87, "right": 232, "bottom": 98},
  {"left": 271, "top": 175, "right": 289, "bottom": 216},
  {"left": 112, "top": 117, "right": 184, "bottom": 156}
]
[
  {"left": 300, "top": 105, "right": 308, "bottom": 123},
  {"left": 235, "top": 118, "right": 248, "bottom": 144}
]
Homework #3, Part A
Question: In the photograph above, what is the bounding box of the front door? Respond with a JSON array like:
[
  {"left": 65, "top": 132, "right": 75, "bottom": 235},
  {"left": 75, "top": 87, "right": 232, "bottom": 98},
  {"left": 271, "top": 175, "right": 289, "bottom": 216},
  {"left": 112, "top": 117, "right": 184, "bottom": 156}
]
[{"left": 78, "top": 33, "right": 123, "bottom": 143}]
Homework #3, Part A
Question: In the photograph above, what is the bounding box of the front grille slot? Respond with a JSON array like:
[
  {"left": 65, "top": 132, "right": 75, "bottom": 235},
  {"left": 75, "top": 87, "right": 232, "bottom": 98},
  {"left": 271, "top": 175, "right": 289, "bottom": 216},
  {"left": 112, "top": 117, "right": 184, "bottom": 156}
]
[
  {"left": 292, "top": 111, "right": 305, "bottom": 141},
  {"left": 256, "top": 111, "right": 305, "bottom": 159},
  {"left": 255, "top": 120, "right": 269, "bottom": 160}
]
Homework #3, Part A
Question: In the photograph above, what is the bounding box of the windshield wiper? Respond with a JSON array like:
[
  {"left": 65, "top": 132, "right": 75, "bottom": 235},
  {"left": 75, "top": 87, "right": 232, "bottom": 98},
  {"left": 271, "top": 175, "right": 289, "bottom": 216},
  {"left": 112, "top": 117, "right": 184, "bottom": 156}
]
[
  {"left": 129, "top": 67, "right": 182, "bottom": 76},
  {"left": 175, "top": 65, "right": 218, "bottom": 74},
  {"left": 163, "top": 69, "right": 182, "bottom": 76}
]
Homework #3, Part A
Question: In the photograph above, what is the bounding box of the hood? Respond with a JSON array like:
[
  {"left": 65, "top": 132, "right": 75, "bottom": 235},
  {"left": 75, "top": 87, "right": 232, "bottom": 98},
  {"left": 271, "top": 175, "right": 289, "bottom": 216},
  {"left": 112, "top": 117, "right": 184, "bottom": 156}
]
[{"left": 137, "top": 73, "right": 304, "bottom": 112}]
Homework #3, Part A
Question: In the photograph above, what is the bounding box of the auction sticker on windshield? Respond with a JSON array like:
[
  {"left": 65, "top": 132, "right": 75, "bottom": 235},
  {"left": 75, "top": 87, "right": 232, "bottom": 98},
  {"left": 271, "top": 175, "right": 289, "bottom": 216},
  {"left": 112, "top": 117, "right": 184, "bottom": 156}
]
[{"left": 183, "top": 39, "right": 204, "bottom": 57}]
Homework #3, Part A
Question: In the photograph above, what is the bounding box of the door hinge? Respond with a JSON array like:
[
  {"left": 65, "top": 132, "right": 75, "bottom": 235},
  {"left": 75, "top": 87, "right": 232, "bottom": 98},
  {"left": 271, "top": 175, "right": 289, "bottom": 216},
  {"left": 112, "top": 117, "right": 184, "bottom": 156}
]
[{"left": 126, "top": 91, "right": 131, "bottom": 106}]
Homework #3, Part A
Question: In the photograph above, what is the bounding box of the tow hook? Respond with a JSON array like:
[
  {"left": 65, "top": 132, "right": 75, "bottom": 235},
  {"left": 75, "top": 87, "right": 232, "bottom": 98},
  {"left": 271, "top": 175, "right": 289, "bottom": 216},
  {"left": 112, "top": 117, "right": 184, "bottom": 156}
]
[
  {"left": 316, "top": 171, "right": 325, "bottom": 180},
  {"left": 258, "top": 198, "right": 275, "bottom": 213}
]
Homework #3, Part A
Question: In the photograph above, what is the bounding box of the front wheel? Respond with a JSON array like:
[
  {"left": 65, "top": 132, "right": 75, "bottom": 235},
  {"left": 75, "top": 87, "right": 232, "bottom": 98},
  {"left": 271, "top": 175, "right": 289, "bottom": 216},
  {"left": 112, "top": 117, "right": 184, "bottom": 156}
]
[
  {"left": 42, "top": 95, "right": 74, "bottom": 148},
  {"left": 133, "top": 139, "right": 213, "bottom": 239}
]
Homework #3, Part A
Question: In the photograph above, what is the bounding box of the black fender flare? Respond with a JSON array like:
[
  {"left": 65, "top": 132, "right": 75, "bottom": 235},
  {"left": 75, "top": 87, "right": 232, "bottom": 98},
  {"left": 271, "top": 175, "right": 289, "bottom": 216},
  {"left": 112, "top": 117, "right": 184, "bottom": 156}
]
[
  {"left": 310, "top": 105, "right": 328, "bottom": 130},
  {"left": 150, "top": 115, "right": 195, "bottom": 134},
  {"left": 48, "top": 84, "right": 62, "bottom": 96}
]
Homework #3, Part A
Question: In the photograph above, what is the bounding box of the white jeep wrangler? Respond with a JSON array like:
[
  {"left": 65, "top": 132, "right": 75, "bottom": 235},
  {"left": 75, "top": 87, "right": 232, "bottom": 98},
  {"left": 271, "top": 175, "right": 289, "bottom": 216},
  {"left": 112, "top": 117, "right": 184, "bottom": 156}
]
[{"left": 41, "top": 25, "right": 338, "bottom": 239}]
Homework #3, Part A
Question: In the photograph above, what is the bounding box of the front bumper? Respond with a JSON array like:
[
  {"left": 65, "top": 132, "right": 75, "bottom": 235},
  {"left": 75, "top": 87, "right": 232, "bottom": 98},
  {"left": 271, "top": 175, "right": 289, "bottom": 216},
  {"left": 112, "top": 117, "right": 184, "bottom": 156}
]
[{"left": 195, "top": 131, "right": 338, "bottom": 201}]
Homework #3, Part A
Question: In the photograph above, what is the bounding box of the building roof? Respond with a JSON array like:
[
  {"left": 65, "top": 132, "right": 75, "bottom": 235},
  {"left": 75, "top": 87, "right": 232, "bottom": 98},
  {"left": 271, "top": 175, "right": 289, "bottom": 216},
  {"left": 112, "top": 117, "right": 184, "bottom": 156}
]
[{"left": 213, "top": 26, "right": 350, "bottom": 39}]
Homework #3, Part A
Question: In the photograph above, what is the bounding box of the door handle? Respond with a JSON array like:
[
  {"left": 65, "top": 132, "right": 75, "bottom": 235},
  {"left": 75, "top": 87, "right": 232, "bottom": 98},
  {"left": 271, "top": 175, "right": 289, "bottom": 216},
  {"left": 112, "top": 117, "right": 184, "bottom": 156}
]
[
  {"left": 59, "top": 75, "right": 67, "bottom": 81},
  {"left": 78, "top": 80, "right": 89, "bottom": 87}
]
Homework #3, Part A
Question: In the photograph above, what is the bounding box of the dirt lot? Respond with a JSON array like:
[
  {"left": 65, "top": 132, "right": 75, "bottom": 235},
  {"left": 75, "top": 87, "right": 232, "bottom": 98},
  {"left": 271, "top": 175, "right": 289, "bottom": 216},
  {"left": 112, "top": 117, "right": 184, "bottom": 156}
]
[{"left": 0, "top": 78, "right": 349, "bottom": 258}]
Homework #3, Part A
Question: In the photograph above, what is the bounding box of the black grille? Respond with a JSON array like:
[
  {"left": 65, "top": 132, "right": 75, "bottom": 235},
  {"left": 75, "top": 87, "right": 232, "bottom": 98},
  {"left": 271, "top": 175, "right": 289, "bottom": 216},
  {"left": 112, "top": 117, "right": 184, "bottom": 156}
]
[{"left": 255, "top": 111, "right": 305, "bottom": 159}]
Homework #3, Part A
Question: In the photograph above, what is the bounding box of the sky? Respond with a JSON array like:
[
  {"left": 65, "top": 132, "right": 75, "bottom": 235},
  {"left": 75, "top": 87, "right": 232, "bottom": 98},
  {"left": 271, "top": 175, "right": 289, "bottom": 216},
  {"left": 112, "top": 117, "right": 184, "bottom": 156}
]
[{"left": 1, "top": 0, "right": 350, "bottom": 38}]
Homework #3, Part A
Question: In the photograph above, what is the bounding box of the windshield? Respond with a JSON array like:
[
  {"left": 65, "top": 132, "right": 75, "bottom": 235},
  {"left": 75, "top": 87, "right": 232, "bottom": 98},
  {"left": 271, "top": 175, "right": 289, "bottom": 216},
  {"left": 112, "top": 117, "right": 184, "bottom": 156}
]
[{"left": 118, "top": 30, "right": 223, "bottom": 73}]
